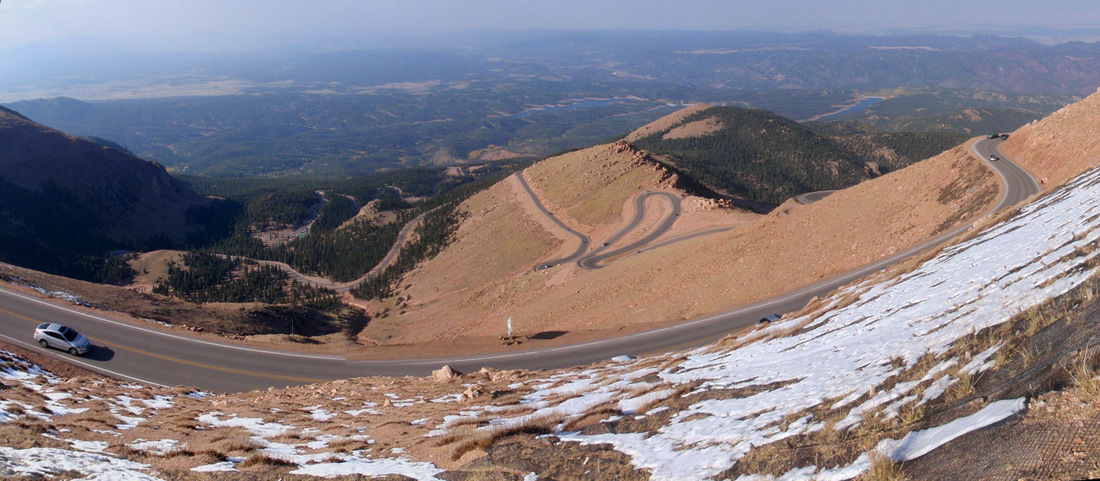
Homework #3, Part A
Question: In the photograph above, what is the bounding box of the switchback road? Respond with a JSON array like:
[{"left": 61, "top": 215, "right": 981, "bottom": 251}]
[
  {"left": 577, "top": 191, "right": 681, "bottom": 269},
  {"left": 0, "top": 138, "right": 1039, "bottom": 392},
  {"left": 515, "top": 172, "right": 591, "bottom": 271},
  {"left": 516, "top": 172, "right": 683, "bottom": 270}
]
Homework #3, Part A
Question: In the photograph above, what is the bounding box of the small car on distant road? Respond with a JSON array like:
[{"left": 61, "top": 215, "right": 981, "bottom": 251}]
[
  {"left": 757, "top": 314, "right": 781, "bottom": 326},
  {"left": 989, "top": 154, "right": 999, "bottom": 161},
  {"left": 986, "top": 132, "right": 1000, "bottom": 139},
  {"left": 34, "top": 323, "right": 91, "bottom": 356}
]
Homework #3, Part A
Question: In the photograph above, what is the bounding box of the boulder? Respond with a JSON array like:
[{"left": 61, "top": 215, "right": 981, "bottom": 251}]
[
  {"left": 461, "top": 386, "right": 483, "bottom": 401},
  {"left": 432, "top": 365, "right": 461, "bottom": 382}
]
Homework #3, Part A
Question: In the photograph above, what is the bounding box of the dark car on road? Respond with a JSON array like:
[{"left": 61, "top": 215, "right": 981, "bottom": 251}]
[
  {"left": 757, "top": 314, "right": 781, "bottom": 326},
  {"left": 34, "top": 323, "right": 91, "bottom": 355}
]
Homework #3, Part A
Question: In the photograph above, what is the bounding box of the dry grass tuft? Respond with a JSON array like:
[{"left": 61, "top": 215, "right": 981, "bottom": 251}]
[
  {"left": 238, "top": 453, "right": 296, "bottom": 469},
  {"left": 736, "top": 444, "right": 788, "bottom": 477},
  {"left": 441, "top": 412, "right": 564, "bottom": 461},
  {"left": 867, "top": 451, "right": 909, "bottom": 481},
  {"left": 897, "top": 401, "right": 927, "bottom": 426},
  {"left": 0, "top": 423, "right": 69, "bottom": 450},
  {"left": 1069, "top": 349, "right": 1100, "bottom": 403},
  {"left": 560, "top": 401, "right": 620, "bottom": 432},
  {"left": 946, "top": 370, "right": 975, "bottom": 402},
  {"left": 204, "top": 428, "right": 260, "bottom": 455},
  {"left": 855, "top": 409, "right": 892, "bottom": 439}
]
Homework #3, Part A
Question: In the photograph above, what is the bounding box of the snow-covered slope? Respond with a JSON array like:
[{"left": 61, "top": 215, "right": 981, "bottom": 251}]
[{"left": 0, "top": 350, "right": 452, "bottom": 480}]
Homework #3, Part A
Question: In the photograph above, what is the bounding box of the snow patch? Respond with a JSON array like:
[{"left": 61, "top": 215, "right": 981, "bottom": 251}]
[
  {"left": 0, "top": 446, "right": 158, "bottom": 480},
  {"left": 290, "top": 455, "right": 444, "bottom": 480},
  {"left": 879, "top": 397, "right": 1026, "bottom": 462}
]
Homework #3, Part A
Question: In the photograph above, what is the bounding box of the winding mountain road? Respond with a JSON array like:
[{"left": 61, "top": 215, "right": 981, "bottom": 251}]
[
  {"left": 253, "top": 211, "right": 427, "bottom": 293},
  {"left": 515, "top": 173, "right": 591, "bottom": 271},
  {"left": 0, "top": 138, "right": 1039, "bottom": 393},
  {"left": 972, "top": 137, "right": 1041, "bottom": 209},
  {"left": 516, "top": 171, "right": 683, "bottom": 270},
  {"left": 577, "top": 191, "right": 681, "bottom": 269}
]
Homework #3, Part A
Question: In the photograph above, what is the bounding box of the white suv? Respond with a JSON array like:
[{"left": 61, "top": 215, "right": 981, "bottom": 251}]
[{"left": 34, "top": 323, "right": 91, "bottom": 356}]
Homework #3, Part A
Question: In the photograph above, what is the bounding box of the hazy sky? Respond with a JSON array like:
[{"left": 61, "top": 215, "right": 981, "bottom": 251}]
[{"left": 3, "top": 0, "right": 1100, "bottom": 53}]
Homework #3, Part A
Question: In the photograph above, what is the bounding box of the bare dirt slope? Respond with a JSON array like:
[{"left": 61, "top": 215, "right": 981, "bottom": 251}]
[
  {"left": 357, "top": 111, "right": 997, "bottom": 350},
  {"left": 357, "top": 140, "right": 755, "bottom": 348},
  {"left": 1001, "top": 87, "right": 1100, "bottom": 189},
  {"left": 662, "top": 115, "right": 723, "bottom": 140},
  {"left": 523, "top": 141, "right": 679, "bottom": 234},
  {"left": 623, "top": 103, "right": 711, "bottom": 142}
]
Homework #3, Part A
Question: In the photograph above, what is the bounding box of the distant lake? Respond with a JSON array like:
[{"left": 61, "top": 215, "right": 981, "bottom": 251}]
[
  {"left": 817, "top": 97, "right": 885, "bottom": 121},
  {"left": 511, "top": 98, "right": 626, "bottom": 118}
]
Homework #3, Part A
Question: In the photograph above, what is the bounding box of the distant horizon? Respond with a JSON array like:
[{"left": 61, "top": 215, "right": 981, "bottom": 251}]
[
  {"left": 6, "top": 26, "right": 1100, "bottom": 60},
  {"left": 2, "top": 25, "right": 1099, "bottom": 103},
  {"left": 4, "top": 0, "right": 1100, "bottom": 56},
  {"left": 5, "top": 25, "right": 1100, "bottom": 57}
]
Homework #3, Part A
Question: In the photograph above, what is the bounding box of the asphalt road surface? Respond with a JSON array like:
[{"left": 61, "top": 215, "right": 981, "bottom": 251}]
[
  {"left": 516, "top": 173, "right": 683, "bottom": 270},
  {"left": 516, "top": 172, "right": 591, "bottom": 271},
  {"left": 795, "top": 190, "right": 836, "bottom": 205},
  {"left": 577, "top": 191, "right": 681, "bottom": 269},
  {"left": 972, "top": 137, "right": 1041, "bottom": 209},
  {"left": 0, "top": 139, "right": 1039, "bottom": 393}
]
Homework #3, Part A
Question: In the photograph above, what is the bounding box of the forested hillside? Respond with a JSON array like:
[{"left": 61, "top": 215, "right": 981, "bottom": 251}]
[
  {"left": 164, "top": 164, "right": 511, "bottom": 295},
  {"left": 631, "top": 106, "right": 967, "bottom": 204}
]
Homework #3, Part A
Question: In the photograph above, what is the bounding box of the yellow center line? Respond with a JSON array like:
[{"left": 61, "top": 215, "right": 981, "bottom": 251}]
[{"left": 0, "top": 305, "right": 331, "bottom": 384}]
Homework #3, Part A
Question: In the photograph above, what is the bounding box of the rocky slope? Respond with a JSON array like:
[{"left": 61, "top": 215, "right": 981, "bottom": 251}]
[{"left": 1000, "top": 86, "right": 1100, "bottom": 189}]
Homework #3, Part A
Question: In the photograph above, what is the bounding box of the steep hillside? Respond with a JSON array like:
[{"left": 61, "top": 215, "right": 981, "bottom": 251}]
[
  {"left": 630, "top": 106, "right": 966, "bottom": 204},
  {"left": 355, "top": 141, "right": 756, "bottom": 350},
  {"left": 0, "top": 106, "right": 214, "bottom": 281},
  {"left": 354, "top": 123, "right": 995, "bottom": 352},
  {"left": 1000, "top": 87, "right": 1100, "bottom": 189},
  {"left": 522, "top": 141, "right": 678, "bottom": 229}
]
